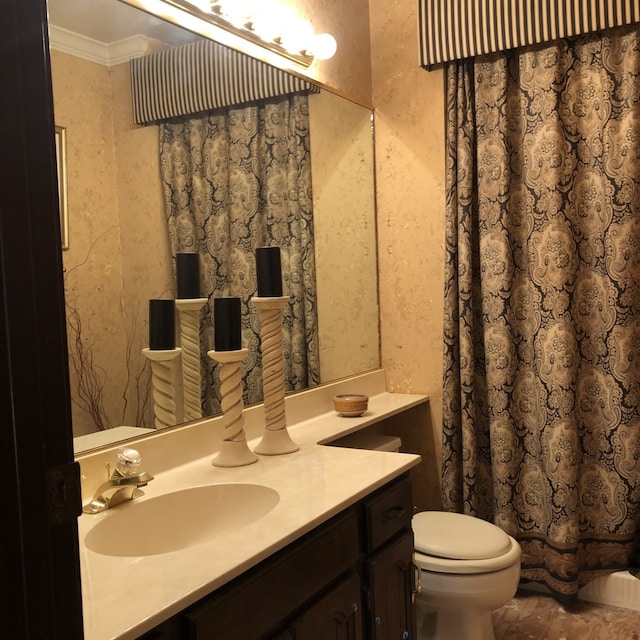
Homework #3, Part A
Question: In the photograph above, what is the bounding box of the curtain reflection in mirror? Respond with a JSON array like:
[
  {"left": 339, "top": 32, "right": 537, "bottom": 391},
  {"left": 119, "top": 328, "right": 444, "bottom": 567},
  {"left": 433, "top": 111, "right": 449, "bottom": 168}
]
[{"left": 160, "top": 92, "right": 320, "bottom": 416}]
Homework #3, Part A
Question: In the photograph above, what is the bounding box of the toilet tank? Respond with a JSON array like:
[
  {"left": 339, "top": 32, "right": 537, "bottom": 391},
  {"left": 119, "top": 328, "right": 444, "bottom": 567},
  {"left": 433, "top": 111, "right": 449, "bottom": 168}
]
[{"left": 329, "top": 431, "right": 402, "bottom": 452}]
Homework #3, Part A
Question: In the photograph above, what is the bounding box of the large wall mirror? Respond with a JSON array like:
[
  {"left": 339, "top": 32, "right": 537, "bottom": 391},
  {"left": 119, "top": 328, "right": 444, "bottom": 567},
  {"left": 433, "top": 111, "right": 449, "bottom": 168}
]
[{"left": 48, "top": 0, "right": 380, "bottom": 455}]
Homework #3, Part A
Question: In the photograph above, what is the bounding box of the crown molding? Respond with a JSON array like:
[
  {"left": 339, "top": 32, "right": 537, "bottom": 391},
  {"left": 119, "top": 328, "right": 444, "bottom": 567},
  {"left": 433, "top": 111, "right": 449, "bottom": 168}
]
[{"left": 49, "top": 25, "right": 150, "bottom": 66}]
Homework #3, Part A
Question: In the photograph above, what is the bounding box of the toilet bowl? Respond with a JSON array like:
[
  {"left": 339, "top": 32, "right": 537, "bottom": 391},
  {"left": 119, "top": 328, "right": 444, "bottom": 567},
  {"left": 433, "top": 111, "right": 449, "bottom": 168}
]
[{"left": 412, "top": 511, "right": 521, "bottom": 640}]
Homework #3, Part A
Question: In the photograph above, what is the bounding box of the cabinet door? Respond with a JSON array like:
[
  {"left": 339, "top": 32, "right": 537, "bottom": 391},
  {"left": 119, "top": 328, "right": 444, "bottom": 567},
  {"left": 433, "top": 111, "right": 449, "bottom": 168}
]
[
  {"left": 182, "top": 509, "right": 359, "bottom": 639},
  {"left": 364, "top": 530, "right": 416, "bottom": 640},
  {"left": 288, "top": 573, "right": 363, "bottom": 640}
]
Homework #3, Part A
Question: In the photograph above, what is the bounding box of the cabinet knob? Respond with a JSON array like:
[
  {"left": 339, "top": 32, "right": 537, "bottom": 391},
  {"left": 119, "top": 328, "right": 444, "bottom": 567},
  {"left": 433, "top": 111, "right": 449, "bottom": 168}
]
[
  {"left": 402, "top": 631, "right": 410, "bottom": 639},
  {"left": 375, "top": 616, "right": 381, "bottom": 625},
  {"left": 352, "top": 602, "right": 358, "bottom": 613}
]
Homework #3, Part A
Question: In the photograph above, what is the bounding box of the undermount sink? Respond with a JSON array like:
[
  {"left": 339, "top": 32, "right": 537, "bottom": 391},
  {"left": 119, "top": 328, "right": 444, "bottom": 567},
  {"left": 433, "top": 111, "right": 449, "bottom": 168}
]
[{"left": 83, "top": 483, "right": 280, "bottom": 557}]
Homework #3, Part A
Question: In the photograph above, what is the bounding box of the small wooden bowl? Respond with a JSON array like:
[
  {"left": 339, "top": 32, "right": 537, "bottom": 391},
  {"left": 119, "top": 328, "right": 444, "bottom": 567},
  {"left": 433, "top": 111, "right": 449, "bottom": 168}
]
[{"left": 333, "top": 393, "right": 369, "bottom": 417}]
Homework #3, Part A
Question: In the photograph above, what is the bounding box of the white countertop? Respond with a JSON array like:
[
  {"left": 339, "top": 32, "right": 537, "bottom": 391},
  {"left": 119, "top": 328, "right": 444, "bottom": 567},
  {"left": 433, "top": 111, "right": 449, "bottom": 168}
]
[{"left": 78, "top": 380, "right": 426, "bottom": 639}]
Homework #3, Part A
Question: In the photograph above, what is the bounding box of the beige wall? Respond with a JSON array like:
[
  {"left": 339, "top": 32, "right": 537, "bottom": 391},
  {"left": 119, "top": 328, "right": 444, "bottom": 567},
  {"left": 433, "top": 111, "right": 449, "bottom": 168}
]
[
  {"left": 293, "top": 0, "right": 446, "bottom": 506},
  {"left": 110, "top": 62, "right": 174, "bottom": 310},
  {"left": 369, "top": 3, "right": 446, "bottom": 505},
  {"left": 109, "top": 60, "right": 176, "bottom": 427},
  {"left": 309, "top": 90, "right": 379, "bottom": 383},
  {"left": 52, "top": 51, "right": 169, "bottom": 435},
  {"left": 52, "top": 50, "right": 131, "bottom": 435}
]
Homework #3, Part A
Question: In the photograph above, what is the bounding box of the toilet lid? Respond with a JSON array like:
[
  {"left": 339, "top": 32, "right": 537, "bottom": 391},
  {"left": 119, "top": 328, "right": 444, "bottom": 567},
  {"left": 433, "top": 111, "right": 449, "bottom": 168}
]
[{"left": 413, "top": 511, "right": 512, "bottom": 560}]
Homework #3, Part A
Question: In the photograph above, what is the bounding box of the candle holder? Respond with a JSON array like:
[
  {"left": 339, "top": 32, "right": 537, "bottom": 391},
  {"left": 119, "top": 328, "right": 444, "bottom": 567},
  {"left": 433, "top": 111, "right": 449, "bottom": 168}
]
[
  {"left": 176, "top": 298, "right": 208, "bottom": 422},
  {"left": 251, "top": 296, "right": 299, "bottom": 455},
  {"left": 207, "top": 348, "right": 258, "bottom": 467},
  {"left": 142, "top": 347, "right": 181, "bottom": 430}
]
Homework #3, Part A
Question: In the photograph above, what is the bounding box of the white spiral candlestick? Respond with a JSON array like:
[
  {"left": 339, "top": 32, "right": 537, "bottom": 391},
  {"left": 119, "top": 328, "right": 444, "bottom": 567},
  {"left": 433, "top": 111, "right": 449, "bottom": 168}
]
[
  {"left": 142, "top": 348, "right": 181, "bottom": 430},
  {"left": 251, "top": 296, "right": 299, "bottom": 455},
  {"left": 176, "top": 298, "right": 207, "bottom": 422},
  {"left": 207, "top": 348, "right": 258, "bottom": 467}
]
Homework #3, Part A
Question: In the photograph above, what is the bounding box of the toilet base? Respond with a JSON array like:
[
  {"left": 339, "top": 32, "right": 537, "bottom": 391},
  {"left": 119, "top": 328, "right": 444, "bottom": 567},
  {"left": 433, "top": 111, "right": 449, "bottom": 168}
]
[
  {"left": 417, "top": 608, "right": 495, "bottom": 640},
  {"left": 414, "top": 554, "right": 521, "bottom": 640}
]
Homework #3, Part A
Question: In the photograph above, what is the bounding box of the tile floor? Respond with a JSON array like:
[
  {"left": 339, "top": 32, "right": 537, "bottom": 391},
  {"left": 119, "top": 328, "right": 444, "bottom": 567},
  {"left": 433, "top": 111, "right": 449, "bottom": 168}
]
[{"left": 492, "top": 589, "right": 640, "bottom": 640}]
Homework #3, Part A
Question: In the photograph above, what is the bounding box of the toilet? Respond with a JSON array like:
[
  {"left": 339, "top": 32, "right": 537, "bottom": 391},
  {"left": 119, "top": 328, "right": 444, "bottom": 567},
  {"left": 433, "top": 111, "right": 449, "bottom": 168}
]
[
  {"left": 412, "top": 511, "right": 521, "bottom": 640},
  {"left": 329, "top": 431, "right": 520, "bottom": 640}
]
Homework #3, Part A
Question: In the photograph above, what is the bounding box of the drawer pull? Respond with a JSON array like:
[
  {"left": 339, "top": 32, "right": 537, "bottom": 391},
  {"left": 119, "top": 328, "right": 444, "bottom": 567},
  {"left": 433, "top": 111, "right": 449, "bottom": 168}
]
[{"left": 381, "top": 505, "right": 406, "bottom": 523}]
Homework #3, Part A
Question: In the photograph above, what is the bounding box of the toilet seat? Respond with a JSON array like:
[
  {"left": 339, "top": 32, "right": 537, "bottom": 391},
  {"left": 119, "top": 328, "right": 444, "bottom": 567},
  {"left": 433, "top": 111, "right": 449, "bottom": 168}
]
[{"left": 413, "top": 511, "right": 521, "bottom": 574}]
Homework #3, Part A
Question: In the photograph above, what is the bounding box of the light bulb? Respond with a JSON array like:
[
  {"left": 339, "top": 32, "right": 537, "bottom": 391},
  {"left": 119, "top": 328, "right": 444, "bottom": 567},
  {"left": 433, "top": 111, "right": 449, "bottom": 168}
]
[
  {"left": 281, "top": 17, "right": 315, "bottom": 54},
  {"left": 251, "top": 7, "right": 281, "bottom": 42},
  {"left": 312, "top": 33, "right": 337, "bottom": 60}
]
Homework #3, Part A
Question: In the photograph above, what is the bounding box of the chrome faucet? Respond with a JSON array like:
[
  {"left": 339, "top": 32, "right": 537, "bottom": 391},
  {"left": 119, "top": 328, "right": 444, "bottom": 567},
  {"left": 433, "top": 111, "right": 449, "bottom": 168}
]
[{"left": 83, "top": 447, "right": 154, "bottom": 514}]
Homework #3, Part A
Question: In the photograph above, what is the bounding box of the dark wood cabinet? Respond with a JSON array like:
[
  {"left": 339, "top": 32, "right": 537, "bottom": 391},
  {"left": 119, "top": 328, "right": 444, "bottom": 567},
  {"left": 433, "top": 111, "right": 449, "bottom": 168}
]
[
  {"left": 182, "top": 509, "right": 359, "bottom": 639},
  {"left": 139, "top": 474, "right": 415, "bottom": 640},
  {"left": 360, "top": 474, "right": 416, "bottom": 640}
]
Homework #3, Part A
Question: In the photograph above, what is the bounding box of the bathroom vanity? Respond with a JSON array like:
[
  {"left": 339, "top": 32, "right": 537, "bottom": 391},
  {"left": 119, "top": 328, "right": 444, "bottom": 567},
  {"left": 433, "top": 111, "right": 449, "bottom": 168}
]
[
  {"left": 140, "top": 475, "right": 415, "bottom": 639},
  {"left": 77, "top": 371, "right": 428, "bottom": 640}
]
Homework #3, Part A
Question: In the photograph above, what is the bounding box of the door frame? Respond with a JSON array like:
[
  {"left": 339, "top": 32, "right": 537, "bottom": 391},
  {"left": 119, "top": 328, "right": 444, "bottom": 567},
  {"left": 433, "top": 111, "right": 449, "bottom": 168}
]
[{"left": 0, "top": 0, "right": 84, "bottom": 636}]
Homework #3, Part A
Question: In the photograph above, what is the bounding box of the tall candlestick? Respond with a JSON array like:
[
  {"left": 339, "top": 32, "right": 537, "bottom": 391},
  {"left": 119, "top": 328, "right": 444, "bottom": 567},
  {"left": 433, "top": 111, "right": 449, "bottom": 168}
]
[
  {"left": 214, "top": 297, "right": 242, "bottom": 351},
  {"left": 176, "top": 252, "right": 201, "bottom": 298},
  {"left": 256, "top": 246, "right": 283, "bottom": 297},
  {"left": 251, "top": 296, "right": 299, "bottom": 455},
  {"left": 207, "top": 348, "right": 258, "bottom": 467},
  {"left": 142, "top": 347, "right": 181, "bottom": 429},
  {"left": 149, "top": 299, "right": 175, "bottom": 350},
  {"left": 176, "top": 298, "right": 207, "bottom": 421}
]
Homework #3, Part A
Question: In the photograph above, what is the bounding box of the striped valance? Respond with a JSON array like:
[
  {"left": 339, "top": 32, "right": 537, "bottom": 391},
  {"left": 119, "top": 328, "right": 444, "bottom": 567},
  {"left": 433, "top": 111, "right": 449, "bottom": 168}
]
[
  {"left": 419, "top": 0, "right": 640, "bottom": 67},
  {"left": 131, "top": 39, "right": 318, "bottom": 125}
]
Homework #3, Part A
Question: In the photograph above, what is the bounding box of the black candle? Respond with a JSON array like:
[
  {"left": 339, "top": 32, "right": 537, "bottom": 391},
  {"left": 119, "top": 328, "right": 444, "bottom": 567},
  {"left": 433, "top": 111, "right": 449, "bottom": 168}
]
[
  {"left": 176, "top": 252, "right": 201, "bottom": 298},
  {"left": 149, "top": 299, "right": 175, "bottom": 350},
  {"left": 214, "top": 297, "right": 242, "bottom": 351},
  {"left": 256, "top": 246, "right": 282, "bottom": 297}
]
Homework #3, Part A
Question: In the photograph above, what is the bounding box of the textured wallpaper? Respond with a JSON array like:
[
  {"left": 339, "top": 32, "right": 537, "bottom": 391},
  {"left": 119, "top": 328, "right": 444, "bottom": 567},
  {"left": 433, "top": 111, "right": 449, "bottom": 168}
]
[
  {"left": 309, "top": 89, "right": 379, "bottom": 382},
  {"left": 370, "top": 0, "right": 447, "bottom": 501},
  {"left": 52, "top": 50, "right": 169, "bottom": 435}
]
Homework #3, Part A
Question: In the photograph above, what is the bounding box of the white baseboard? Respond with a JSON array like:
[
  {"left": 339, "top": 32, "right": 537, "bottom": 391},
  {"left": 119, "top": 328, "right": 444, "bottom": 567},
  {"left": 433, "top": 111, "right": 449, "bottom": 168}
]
[
  {"left": 522, "top": 571, "right": 640, "bottom": 612},
  {"left": 578, "top": 570, "right": 640, "bottom": 612}
]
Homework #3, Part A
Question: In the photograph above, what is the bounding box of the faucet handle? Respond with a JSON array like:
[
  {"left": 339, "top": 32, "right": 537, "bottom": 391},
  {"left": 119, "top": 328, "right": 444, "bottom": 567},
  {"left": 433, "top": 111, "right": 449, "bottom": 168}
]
[{"left": 115, "top": 447, "right": 142, "bottom": 476}]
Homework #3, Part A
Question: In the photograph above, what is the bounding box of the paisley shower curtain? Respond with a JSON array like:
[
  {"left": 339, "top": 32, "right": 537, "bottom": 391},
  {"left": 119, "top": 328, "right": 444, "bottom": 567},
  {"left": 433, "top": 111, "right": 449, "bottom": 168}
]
[
  {"left": 442, "top": 24, "right": 640, "bottom": 598},
  {"left": 160, "top": 92, "right": 320, "bottom": 416}
]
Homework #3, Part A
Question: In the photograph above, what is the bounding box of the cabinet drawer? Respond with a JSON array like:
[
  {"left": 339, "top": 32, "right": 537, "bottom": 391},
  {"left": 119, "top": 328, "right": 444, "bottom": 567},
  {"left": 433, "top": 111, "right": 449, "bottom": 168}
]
[{"left": 361, "top": 475, "right": 412, "bottom": 553}]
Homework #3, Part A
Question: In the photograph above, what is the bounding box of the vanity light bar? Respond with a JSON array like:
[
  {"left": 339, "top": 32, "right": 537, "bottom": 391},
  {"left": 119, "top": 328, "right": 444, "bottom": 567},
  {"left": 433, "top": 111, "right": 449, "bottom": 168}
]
[{"left": 171, "top": 0, "right": 317, "bottom": 67}]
